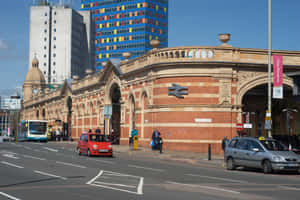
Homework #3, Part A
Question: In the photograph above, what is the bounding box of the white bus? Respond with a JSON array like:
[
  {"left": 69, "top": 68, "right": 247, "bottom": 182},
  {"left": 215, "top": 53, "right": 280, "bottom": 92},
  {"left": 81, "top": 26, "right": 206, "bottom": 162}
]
[{"left": 19, "top": 120, "right": 48, "bottom": 142}]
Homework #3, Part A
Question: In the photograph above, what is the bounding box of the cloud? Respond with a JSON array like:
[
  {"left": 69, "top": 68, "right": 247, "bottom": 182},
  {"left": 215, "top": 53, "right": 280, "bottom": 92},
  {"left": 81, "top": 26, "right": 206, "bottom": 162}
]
[{"left": 0, "top": 39, "right": 9, "bottom": 50}]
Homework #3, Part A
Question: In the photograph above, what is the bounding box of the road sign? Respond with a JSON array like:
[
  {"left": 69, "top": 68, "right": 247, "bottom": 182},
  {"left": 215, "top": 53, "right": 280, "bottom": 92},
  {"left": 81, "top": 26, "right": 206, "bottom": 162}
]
[
  {"left": 265, "top": 120, "right": 272, "bottom": 130},
  {"left": 236, "top": 123, "right": 244, "bottom": 131},
  {"left": 273, "top": 86, "right": 283, "bottom": 99},
  {"left": 243, "top": 123, "right": 252, "bottom": 129}
]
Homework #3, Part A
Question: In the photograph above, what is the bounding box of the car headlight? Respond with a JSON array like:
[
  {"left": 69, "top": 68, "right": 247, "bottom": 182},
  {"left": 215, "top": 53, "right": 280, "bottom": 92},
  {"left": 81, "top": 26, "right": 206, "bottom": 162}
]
[
  {"left": 272, "top": 155, "right": 285, "bottom": 162},
  {"left": 108, "top": 145, "right": 112, "bottom": 148},
  {"left": 93, "top": 144, "right": 98, "bottom": 149}
]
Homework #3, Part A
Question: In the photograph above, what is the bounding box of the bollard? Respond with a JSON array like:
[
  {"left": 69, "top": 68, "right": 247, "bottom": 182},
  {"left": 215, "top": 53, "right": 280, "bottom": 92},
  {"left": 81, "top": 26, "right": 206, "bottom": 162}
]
[
  {"left": 133, "top": 135, "right": 138, "bottom": 150},
  {"left": 159, "top": 138, "right": 163, "bottom": 154},
  {"left": 208, "top": 144, "right": 211, "bottom": 160}
]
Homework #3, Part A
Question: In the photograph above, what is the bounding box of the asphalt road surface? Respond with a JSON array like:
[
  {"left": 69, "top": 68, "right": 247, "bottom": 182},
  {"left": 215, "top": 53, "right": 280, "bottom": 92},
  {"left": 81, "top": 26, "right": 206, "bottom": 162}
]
[{"left": 1, "top": 142, "right": 300, "bottom": 200}]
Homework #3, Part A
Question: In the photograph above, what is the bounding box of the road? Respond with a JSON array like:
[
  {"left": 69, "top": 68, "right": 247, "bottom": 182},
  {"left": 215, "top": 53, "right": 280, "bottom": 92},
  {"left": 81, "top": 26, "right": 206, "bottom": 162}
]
[{"left": 0, "top": 141, "right": 300, "bottom": 200}]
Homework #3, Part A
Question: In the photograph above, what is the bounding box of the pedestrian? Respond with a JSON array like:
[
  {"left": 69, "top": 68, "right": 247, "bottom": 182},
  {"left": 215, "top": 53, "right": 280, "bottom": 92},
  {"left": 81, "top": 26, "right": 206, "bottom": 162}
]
[
  {"left": 95, "top": 128, "right": 101, "bottom": 134},
  {"left": 88, "top": 129, "right": 92, "bottom": 133},
  {"left": 55, "top": 129, "right": 61, "bottom": 141},
  {"left": 129, "top": 127, "right": 138, "bottom": 148},
  {"left": 222, "top": 136, "right": 229, "bottom": 152},
  {"left": 152, "top": 129, "right": 160, "bottom": 150}
]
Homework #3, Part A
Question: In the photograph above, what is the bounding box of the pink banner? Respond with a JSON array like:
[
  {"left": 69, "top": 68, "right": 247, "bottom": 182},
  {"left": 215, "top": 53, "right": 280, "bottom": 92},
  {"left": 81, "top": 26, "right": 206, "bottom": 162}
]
[{"left": 273, "top": 55, "right": 283, "bottom": 87}]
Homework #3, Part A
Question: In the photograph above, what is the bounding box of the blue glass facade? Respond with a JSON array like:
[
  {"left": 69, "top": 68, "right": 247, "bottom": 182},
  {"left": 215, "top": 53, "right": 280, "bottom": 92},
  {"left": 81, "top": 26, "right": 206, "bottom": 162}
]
[{"left": 81, "top": 0, "right": 168, "bottom": 71}]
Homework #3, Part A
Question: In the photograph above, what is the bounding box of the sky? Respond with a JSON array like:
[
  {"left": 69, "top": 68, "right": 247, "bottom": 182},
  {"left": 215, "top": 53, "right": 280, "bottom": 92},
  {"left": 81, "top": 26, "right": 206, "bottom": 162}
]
[{"left": 1, "top": 0, "right": 300, "bottom": 95}]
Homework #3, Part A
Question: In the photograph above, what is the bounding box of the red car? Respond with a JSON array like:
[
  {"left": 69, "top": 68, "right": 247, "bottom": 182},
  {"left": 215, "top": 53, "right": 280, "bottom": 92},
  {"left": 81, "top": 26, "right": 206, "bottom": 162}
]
[{"left": 76, "top": 133, "right": 113, "bottom": 157}]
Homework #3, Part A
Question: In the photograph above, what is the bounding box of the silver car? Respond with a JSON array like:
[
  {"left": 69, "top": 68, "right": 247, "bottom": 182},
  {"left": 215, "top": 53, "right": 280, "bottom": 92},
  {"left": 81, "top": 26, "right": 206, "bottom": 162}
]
[{"left": 225, "top": 137, "right": 300, "bottom": 173}]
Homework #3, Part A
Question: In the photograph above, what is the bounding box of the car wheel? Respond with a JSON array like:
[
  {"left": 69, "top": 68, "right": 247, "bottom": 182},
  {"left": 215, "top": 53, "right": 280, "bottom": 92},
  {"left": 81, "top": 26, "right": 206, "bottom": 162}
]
[
  {"left": 263, "top": 160, "right": 272, "bottom": 174},
  {"left": 87, "top": 149, "right": 91, "bottom": 157},
  {"left": 76, "top": 148, "right": 81, "bottom": 155},
  {"left": 227, "top": 157, "right": 236, "bottom": 170}
]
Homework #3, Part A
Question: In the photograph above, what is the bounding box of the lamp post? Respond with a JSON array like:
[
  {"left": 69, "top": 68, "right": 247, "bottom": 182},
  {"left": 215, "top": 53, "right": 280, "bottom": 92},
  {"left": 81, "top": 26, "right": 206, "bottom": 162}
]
[{"left": 267, "top": 0, "right": 272, "bottom": 138}]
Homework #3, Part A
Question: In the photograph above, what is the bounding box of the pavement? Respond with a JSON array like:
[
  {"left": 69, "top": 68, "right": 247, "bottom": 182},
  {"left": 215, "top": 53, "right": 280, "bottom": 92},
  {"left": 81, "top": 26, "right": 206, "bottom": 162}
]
[
  {"left": 48, "top": 140, "right": 225, "bottom": 167},
  {"left": 114, "top": 144, "right": 225, "bottom": 166}
]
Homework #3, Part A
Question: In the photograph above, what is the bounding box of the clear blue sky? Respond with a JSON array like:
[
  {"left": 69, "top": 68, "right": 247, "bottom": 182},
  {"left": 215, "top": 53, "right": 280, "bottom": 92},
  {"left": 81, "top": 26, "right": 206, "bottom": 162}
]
[{"left": 1, "top": 0, "right": 300, "bottom": 95}]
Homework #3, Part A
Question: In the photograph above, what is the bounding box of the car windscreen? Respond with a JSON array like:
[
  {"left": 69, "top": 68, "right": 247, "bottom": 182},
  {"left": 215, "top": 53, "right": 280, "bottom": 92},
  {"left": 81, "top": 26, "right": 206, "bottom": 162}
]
[
  {"left": 260, "top": 140, "right": 288, "bottom": 151},
  {"left": 89, "top": 134, "right": 109, "bottom": 142}
]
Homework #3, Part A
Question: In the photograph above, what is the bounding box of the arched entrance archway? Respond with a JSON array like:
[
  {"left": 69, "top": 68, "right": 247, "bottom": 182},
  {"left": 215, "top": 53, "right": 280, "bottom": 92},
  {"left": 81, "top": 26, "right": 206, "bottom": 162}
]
[
  {"left": 128, "top": 95, "right": 136, "bottom": 133},
  {"left": 241, "top": 83, "right": 299, "bottom": 140},
  {"left": 64, "top": 96, "right": 72, "bottom": 140},
  {"left": 109, "top": 84, "right": 121, "bottom": 144}
]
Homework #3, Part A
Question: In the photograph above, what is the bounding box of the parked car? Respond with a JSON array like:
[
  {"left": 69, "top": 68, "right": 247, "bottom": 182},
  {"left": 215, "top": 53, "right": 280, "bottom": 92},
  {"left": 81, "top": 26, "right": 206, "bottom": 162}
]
[
  {"left": 225, "top": 137, "right": 300, "bottom": 173},
  {"left": 76, "top": 133, "right": 113, "bottom": 157}
]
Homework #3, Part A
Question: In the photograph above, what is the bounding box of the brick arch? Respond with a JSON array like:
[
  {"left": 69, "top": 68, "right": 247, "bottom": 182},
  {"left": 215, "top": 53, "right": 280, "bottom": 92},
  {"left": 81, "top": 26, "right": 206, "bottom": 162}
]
[
  {"left": 139, "top": 90, "right": 149, "bottom": 139},
  {"left": 237, "top": 74, "right": 293, "bottom": 106},
  {"left": 104, "top": 79, "right": 121, "bottom": 105},
  {"left": 236, "top": 74, "right": 293, "bottom": 123},
  {"left": 138, "top": 88, "right": 149, "bottom": 108},
  {"left": 128, "top": 92, "right": 136, "bottom": 133}
]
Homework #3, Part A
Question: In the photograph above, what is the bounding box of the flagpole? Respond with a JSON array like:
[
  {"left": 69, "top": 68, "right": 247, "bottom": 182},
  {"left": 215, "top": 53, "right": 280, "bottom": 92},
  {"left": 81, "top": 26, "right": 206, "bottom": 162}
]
[{"left": 268, "top": 0, "right": 272, "bottom": 138}]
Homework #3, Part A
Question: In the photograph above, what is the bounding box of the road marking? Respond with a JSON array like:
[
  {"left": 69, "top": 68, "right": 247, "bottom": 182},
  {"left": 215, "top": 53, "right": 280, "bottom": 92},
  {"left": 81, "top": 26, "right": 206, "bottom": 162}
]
[
  {"left": 1, "top": 161, "right": 24, "bottom": 169},
  {"left": 56, "top": 161, "right": 87, "bottom": 169},
  {"left": 87, "top": 170, "right": 144, "bottom": 195},
  {"left": 94, "top": 181, "right": 136, "bottom": 188},
  {"left": 128, "top": 164, "right": 164, "bottom": 172},
  {"left": 43, "top": 147, "right": 58, "bottom": 152},
  {"left": 137, "top": 177, "right": 144, "bottom": 195},
  {"left": 34, "top": 170, "right": 67, "bottom": 180},
  {"left": 2, "top": 154, "right": 19, "bottom": 159},
  {"left": 278, "top": 186, "right": 300, "bottom": 191},
  {"left": 166, "top": 181, "right": 240, "bottom": 194},
  {"left": 31, "top": 143, "right": 43, "bottom": 145},
  {"left": 0, "top": 151, "right": 17, "bottom": 155},
  {"left": 0, "top": 192, "right": 22, "bottom": 200},
  {"left": 87, "top": 170, "right": 104, "bottom": 184},
  {"left": 104, "top": 170, "right": 141, "bottom": 178},
  {"left": 185, "top": 174, "right": 248, "bottom": 183},
  {"left": 24, "top": 146, "right": 31, "bottom": 150},
  {"left": 87, "top": 158, "right": 115, "bottom": 164},
  {"left": 23, "top": 155, "right": 46, "bottom": 161}
]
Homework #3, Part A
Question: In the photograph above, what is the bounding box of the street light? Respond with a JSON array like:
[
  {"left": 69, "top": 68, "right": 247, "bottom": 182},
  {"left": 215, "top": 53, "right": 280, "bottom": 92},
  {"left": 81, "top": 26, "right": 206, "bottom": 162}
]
[{"left": 267, "top": 0, "right": 272, "bottom": 138}]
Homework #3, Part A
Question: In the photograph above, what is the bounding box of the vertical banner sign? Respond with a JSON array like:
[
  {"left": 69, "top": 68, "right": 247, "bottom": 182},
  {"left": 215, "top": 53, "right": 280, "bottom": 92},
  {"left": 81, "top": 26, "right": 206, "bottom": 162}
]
[{"left": 273, "top": 55, "right": 283, "bottom": 99}]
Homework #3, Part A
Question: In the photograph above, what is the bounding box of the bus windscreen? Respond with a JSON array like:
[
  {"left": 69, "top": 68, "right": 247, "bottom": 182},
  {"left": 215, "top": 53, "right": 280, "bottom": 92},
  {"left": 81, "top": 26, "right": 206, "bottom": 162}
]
[{"left": 29, "top": 122, "right": 47, "bottom": 135}]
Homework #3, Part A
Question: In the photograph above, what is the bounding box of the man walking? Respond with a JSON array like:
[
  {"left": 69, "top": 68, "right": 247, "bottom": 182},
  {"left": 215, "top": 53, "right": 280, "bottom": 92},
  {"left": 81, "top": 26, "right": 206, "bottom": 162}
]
[{"left": 222, "top": 136, "right": 229, "bottom": 152}]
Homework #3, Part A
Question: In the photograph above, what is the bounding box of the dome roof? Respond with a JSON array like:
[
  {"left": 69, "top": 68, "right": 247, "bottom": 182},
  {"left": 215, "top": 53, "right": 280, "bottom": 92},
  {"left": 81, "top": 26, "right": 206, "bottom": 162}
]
[
  {"left": 32, "top": 57, "right": 39, "bottom": 67},
  {"left": 24, "top": 58, "right": 45, "bottom": 84}
]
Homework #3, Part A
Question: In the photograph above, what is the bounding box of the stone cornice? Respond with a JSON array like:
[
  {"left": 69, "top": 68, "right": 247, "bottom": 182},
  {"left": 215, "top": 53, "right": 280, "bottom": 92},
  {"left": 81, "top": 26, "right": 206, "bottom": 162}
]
[{"left": 119, "top": 46, "right": 300, "bottom": 75}]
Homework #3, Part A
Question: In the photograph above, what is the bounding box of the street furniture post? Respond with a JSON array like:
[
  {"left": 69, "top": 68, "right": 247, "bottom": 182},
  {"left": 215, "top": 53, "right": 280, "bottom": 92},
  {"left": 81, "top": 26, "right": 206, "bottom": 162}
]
[
  {"left": 208, "top": 144, "right": 211, "bottom": 161},
  {"left": 159, "top": 138, "right": 163, "bottom": 154},
  {"left": 133, "top": 135, "right": 138, "bottom": 150}
]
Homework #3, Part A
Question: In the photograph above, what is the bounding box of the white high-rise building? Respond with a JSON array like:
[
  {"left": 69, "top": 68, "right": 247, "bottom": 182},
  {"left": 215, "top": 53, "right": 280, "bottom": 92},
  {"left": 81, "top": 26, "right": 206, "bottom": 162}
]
[{"left": 29, "top": 1, "right": 94, "bottom": 84}]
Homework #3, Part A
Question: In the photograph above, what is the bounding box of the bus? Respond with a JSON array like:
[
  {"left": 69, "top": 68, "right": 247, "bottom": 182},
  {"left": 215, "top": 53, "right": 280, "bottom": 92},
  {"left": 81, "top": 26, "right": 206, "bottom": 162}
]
[{"left": 18, "top": 120, "right": 48, "bottom": 142}]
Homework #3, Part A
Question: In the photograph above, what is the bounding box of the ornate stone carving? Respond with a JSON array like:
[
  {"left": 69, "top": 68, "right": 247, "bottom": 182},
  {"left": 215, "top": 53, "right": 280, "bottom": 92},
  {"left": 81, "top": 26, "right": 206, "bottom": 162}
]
[
  {"left": 219, "top": 79, "right": 232, "bottom": 105},
  {"left": 237, "top": 71, "right": 264, "bottom": 91}
]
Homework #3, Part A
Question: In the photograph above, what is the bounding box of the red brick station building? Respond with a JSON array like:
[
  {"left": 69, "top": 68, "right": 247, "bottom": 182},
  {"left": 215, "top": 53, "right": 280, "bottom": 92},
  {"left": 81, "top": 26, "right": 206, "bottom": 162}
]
[{"left": 21, "top": 35, "right": 300, "bottom": 153}]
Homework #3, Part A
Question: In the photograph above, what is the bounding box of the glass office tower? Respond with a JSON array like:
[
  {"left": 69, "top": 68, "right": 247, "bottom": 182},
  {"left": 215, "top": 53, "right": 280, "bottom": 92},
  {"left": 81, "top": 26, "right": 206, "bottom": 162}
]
[{"left": 81, "top": 0, "right": 168, "bottom": 71}]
